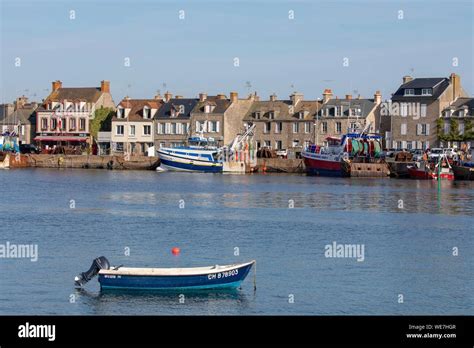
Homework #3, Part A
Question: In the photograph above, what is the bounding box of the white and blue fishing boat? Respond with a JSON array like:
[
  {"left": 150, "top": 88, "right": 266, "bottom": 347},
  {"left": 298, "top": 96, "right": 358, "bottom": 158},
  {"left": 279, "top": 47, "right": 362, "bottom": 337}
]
[
  {"left": 157, "top": 136, "right": 224, "bottom": 173},
  {"left": 75, "top": 257, "right": 256, "bottom": 291}
]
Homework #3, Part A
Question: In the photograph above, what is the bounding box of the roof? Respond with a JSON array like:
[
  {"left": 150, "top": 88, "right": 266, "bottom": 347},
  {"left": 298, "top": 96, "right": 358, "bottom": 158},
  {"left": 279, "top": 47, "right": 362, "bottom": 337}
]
[
  {"left": 1, "top": 107, "right": 36, "bottom": 125},
  {"left": 392, "top": 77, "right": 450, "bottom": 100},
  {"left": 319, "top": 98, "right": 375, "bottom": 118},
  {"left": 192, "top": 96, "right": 231, "bottom": 114},
  {"left": 155, "top": 98, "right": 199, "bottom": 119},
  {"left": 243, "top": 100, "right": 321, "bottom": 121},
  {"left": 115, "top": 99, "right": 163, "bottom": 121},
  {"left": 46, "top": 87, "right": 104, "bottom": 103},
  {"left": 443, "top": 97, "right": 474, "bottom": 116}
]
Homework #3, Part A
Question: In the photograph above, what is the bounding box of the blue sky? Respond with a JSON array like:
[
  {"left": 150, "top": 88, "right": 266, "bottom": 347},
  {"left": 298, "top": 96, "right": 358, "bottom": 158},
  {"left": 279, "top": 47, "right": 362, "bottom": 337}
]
[{"left": 1, "top": 0, "right": 472, "bottom": 103}]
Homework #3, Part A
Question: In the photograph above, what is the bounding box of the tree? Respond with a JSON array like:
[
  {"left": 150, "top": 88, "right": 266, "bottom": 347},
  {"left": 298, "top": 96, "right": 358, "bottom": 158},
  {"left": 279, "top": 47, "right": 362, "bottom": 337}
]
[
  {"left": 449, "top": 119, "right": 463, "bottom": 142},
  {"left": 90, "top": 107, "right": 115, "bottom": 140},
  {"left": 464, "top": 119, "right": 474, "bottom": 141}
]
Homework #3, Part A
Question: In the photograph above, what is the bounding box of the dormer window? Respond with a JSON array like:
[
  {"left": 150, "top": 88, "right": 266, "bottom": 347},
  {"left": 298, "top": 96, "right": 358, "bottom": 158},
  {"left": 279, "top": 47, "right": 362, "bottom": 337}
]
[
  {"left": 404, "top": 89, "right": 415, "bottom": 96},
  {"left": 421, "top": 88, "right": 432, "bottom": 96},
  {"left": 298, "top": 111, "right": 304, "bottom": 120},
  {"left": 143, "top": 107, "right": 151, "bottom": 119},
  {"left": 117, "top": 107, "right": 125, "bottom": 118},
  {"left": 204, "top": 104, "right": 212, "bottom": 113},
  {"left": 254, "top": 112, "right": 261, "bottom": 120},
  {"left": 268, "top": 112, "right": 275, "bottom": 120}
]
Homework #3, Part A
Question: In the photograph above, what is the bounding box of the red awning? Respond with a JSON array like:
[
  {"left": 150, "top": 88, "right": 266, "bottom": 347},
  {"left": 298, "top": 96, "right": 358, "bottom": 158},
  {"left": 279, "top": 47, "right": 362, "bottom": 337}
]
[{"left": 34, "top": 136, "right": 88, "bottom": 142}]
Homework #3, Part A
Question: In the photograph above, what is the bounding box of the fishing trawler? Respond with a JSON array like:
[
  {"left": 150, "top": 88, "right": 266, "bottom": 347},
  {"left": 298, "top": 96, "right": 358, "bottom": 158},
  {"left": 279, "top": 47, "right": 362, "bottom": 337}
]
[
  {"left": 157, "top": 124, "right": 256, "bottom": 173},
  {"left": 407, "top": 154, "right": 454, "bottom": 180},
  {"left": 301, "top": 124, "right": 387, "bottom": 177}
]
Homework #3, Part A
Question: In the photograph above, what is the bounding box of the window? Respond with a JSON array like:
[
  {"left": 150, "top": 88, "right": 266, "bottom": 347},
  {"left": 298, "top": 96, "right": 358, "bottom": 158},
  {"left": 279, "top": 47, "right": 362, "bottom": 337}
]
[
  {"left": 298, "top": 112, "right": 304, "bottom": 120},
  {"left": 79, "top": 118, "right": 86, "bottom": 131},
  {"left": 335, "top": 122, "right": 342, "bottom": 134},
  {"left": 116, "top": 125, "right": 124, "bottom": 135},
  {"left": 292, "top": 140, "right": 300, "bottom": 147},
  {"left": 171, "top": 123, "right": 177, "bottom": 134},
  {"left": 353, "top": 108, "right": 362, "bottom": 116},
  {"left": 400, "top": 103, "right": 408, "bottom": 117},
  {"left": 143, "top": 108, "right": 150, "bottom": 119},
  {"left": 304, "top": 140, "right": 310, "bottom": 149},
  {"left": 404, "top": 89, "right": 415, "bottom": 96},
  {"left": 157, "top": 123, "right": 166, "bottom": 134},
  {"left": 275, "top": 140, "right": 283, "bottom": 150},
  {"left": 304, "top": 122, "right": 311, "bottom": 133},
  {"left": 268, "top": 112, "right": 275, "bottom": 120},
  {"left": 51, "top": 118, "right": 57, "bottom": 130},
  {"left": 117, "top": 108, "right": 124, "bottom": 118},
  {"left": 159, "top": 142, "right": 166, "bottom": 148},
  {"left": 130, "top": 125, "right": 135, "bottom": 136},
  {"left": 401, "top": 123, "right": 407, "bottom": 135},
  {"left": 334, "top": 106, "right": 340, "bottom": 117},
  {"left": 143, "top": 125, "right": 151, "bottom": 136},
  {"left": 421, "top": 88, "right": 432, "bottom": 96},
  {"left": 420, "top": 104, "right": 427, "bottom": 117},
  {"left": 69, "top": 118, "right": 76, "bottom": 131},
  {"left": 254, "top": 112, "right": 261, "bottom": 120},
  {"left": 444, "top": 122, "right": 450, "bottom": 134},
  {"left": 116, "top": 142, "right": 124, "bottom": 152},
  {"left": 256, "top": 141, "right": 261, "bottom": 149},
  {"left": 41, "top": 118, "right": 48, "bottom": 130},
  {"left": 275, "top": 122, "right": 282, "bottom": 134},
  {"left": 407, "top": 141, "right": 413, "bottom": 150},
  {"left": 264, "top": 140, "right": 271, "bottom": 148},
  {"left": 204, "top": 105, "right": 212, "bottom": 113},
  {"left": 209, "top": 121, "right": 219, "bottom": 133},
  {"left": 417, "top": 123, "right": 430, "bottom": 136},
  {"left": 350, "top": 122, "right": 357, "bottom": 131},
  {"left": 292, "top": 122, "right": 299, "bottom": 133},
  {"left": 321, "top": 122, "right": 327, "bottom": 134},
  {"left": 459, "top": 122, "right": 465, "bottom": 135},
  {"left": 264, "top": 122, "right": 271, "bottom": 133},
  {"left": 397, "top": 141, "right": 402, "bottom": 150}
]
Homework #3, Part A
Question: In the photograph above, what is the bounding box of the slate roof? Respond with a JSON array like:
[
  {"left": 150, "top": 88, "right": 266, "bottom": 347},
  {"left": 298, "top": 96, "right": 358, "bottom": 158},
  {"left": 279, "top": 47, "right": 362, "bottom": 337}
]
[
  {"left": 36, "top": 87, "right": 106, "bottom": 112},
  {"left": 192, "top": 96, "right": 231, "bottom": 114},
  {"left": 243, "top": 100, "right": 321, "bottom": 121},
  {"left": 392, "top": 77, "right": 450, "bottom": 101},
  {"left": 318, "top": 98, "right": 375, "bottom": 118},
  {"left": 114, "top": 99, "right": 162, "bottom": 122},
  {"left": 443, "top": 97, "right": 474, "bottom": 116},
  {"left": 155, "top": 98, "right": 199, "bottom": 119},
  {"left": 1, "top": 107, "right": 36, "bottom": 125}
]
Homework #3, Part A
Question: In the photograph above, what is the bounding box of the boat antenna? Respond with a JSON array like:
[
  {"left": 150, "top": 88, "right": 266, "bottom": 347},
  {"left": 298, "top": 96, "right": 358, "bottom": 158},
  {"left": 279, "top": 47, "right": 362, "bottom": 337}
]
[{"left": 253, "top": 260, "right": 257, "bottom": 291}]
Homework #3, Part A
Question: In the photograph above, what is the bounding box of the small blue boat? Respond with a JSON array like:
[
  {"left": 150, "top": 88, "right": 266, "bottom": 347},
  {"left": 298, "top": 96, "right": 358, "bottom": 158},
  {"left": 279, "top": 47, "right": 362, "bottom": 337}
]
[{"left": 75, "top": 257, "right": 256, "bottom": 291}]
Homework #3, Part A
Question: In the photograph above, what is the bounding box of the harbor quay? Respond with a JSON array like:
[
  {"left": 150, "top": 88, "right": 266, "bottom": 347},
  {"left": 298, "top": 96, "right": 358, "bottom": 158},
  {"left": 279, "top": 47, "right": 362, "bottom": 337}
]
[{"left": 1, "top": 73, "right": 473, "bottom": 178}]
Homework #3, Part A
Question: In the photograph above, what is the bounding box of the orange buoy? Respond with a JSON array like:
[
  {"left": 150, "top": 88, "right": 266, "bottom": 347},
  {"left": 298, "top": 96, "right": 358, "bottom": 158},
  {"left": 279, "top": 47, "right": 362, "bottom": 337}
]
[{"left": 171, "top": 247, "right": 180, "bottom": 255}]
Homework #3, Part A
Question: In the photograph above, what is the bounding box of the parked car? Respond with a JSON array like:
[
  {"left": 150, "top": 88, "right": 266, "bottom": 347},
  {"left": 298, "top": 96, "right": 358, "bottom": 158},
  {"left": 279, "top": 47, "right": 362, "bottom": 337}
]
[
  {"left": 19, "top": 144, "right": 40, "bottom": 154},
  {"left": 410, "top": 149, "right": 424, "bottom": 162},
  {"left": 428, "top": 148, "right": 444, "bottom": 160}
]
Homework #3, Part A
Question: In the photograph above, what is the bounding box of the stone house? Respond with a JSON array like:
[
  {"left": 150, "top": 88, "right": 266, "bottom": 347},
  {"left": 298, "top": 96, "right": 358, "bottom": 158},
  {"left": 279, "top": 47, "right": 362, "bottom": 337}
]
[
  {"left": 154, "top": 93, "right": 198, "bottom": 148},
  {"left": 439, "top": 97, "right": 474, "bottom": 149},
  {"left": 316, "top": 89, "right": 382, "bottom": 146},
  {"left": 35, "top": 80, "right": 115, "bottom": 151},
  {"left": 243, "top": 92, "right": 321, "bottom": 153},
  {"left": 387, "top": 73, "right": 468, "bottom": 150},
  {"left": 1, "top": 96, "right": 38, "bottom": 144},
  {"left": 111, "top": 97, "right": 163, "bottom": 155}
]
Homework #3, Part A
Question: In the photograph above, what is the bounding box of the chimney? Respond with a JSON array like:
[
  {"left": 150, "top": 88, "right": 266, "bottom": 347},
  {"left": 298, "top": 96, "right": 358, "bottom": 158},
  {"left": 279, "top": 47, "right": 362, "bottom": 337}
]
[
  {"left": 175, "top": 95, "right": 183, "bottom": 99},
  {"left": 15, "top": 95, "right": 28, "bottom": 109},
  {"left": 164, "top": 91, "right": 172, "bottom": 102},
  {"left": 230, "top": 92, "right": 238, "bottom": 103},
  {"left": 154, "top": 93, "right": 163, "bottom": 100},
  {"left": 374, "top": 90, "right": 382, "bottom": 105},
  {"left": 402, "top": 75, "right": 413, "bottom": 84},
  {"left": 216, "top": 94, "right": 226, "bottom": 100},
  {"left": 270, "top": 93, "right": 277, "bottom": 102},
  {"left": 450, "top": 73, "right": 461, "bottom": 101},
  {"left": 199, "top": 93, "right": 207, "bottom": 102},
  {"left": 249, "top": 92, "right": 259, "bottom": 101},
  {"left": 345, "top": 94, "right": 352, "bottom": 100},
  {"left": 100, "top": 80, "right": 110, "bottom": 93},
  {"left": 322, "top": 89, "right": 333, "bottom": 103},
  {"left": 290, "top": 92, "right": 304, "bottom": 106},
  {"left": 52, "top": 80, "right": 62, "bottom": 92}
]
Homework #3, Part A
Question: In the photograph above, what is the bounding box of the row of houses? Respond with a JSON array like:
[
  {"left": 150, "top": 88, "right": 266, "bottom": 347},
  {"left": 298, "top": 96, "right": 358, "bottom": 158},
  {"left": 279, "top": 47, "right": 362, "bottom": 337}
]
[{"left": 1, "top": 73, "right": 472, "bottom": 155}]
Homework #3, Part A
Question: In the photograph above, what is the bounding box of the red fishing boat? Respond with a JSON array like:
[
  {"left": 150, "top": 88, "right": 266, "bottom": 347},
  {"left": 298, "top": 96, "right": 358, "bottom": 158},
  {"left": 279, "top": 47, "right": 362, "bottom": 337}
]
[{"left": 407, "top": 154, "right": 454, "bottom": 180}]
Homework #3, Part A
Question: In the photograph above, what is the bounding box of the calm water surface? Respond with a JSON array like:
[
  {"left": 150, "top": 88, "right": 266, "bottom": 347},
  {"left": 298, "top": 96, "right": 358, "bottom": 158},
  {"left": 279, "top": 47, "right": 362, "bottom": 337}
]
[{"left": 0, "top": 169, "right": 472, "bottom": 315}]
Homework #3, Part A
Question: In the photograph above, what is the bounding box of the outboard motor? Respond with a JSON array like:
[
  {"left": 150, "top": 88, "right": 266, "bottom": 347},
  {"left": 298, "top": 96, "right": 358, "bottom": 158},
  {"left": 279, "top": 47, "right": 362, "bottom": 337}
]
[{"left": 74, "top": 256, "right": 110, "bottom": 287}]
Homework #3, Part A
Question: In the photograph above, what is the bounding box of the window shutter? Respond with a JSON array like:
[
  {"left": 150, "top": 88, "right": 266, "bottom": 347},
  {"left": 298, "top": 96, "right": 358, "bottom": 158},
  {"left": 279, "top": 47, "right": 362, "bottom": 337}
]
[
  {"left": 203, "top": 121, "right": 208, "bottom": 132},
  {"left": 425, "top": 141, "right": 430, "bottom": 149},
  {"left": 416, "top": 124, "right": 420, "bottom": 135},
  {"left": 421, "top": 104, "right": 427, "bottom": 117},
  {"left": 165, "top": 123, "right": 171, "bottom": 134},
  {"left": 216, "top": 121, "right": 220, "bottom": 132},
  {"left": 426, "top": 124, "right": 430, "bottom": 135},
  {"left": 195, "top": 121, "right": 200, "bottom": 132}
]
